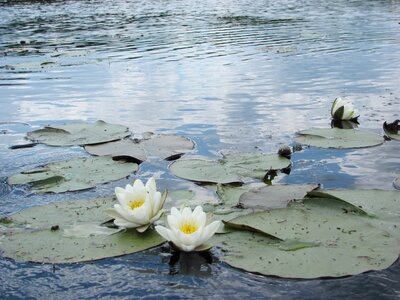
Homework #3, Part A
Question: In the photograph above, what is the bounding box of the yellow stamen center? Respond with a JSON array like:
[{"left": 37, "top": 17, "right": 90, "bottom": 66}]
[
  {"left": 180, "top": 222, "right": 198, "bottom": 234},
  {"left": 129, "top": 199, "right": 145, "bottom": 209}
]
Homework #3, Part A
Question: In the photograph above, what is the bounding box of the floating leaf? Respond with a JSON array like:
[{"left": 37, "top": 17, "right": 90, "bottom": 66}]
[
  {"left": 7, "top": 156, "right": 138, "bottom": 193},
  {"left": 27, "top": 120, "right": 130, "bottom": 146},
  {"left": 239, "top": 183, "right": 319, "bottom": 210},
  {"left": 307, "top": 189, "right": 400, "bottom": 218},
  {"left": 217, "top": 184, "right": 256, "bottom": 207},
  {"left": 85, "top": 134, "right": 194, "bottom": 162},
  {"left": 383, "top": 120, "right": 400, "bottom": 141},
  {"left": 63, "top": 223, "right": 123, "bottom": 238},
  {"left": 85, "top": 139, "right": 147, "bottom": 162},
  {"left": 278, "top": 239, "right": 319, "bottom": 251},
  {"left": 295, "top": 128, "right": 384, "bottom": 149},
  {"left": 169, "top": 153, "right": 291, "bottom": 184},
  {"left": 141, "top": 134, "right": 195, "bottom": 160},
  {"left": 307, "top": 189, "right": 400, "bottom": 239},
  {"left": 217, "top": 197, "right": 399, "bottom": 278},
  {"left": 0, "top": 197, "right": 165, "bottom": 263}
]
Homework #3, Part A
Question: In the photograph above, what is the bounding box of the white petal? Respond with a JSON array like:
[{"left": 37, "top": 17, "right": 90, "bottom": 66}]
[
  {"left": 167, "top": 214, "right": 181, "bottom": 230},
  {"left": 170, "top": 207, "right": 181, "bottom": 219},
  {"left": 104, "top": 208, "right": 123, "bottom": 220},
  {"left": 180, "top": 244, "right": 195, "bottom": 252},
  {"left": 177, "top": 227, "right": 202, "bottom": 249},
  {"left": 199, "top": 220, "right": 221, "bottom": 245},
  {"left": 149, "top": 210, "right": 163, "bottom": 224},
  {"left": 182, "top": 207, "right": 192, "bottom": 219},
  {"left": 133, "top": 179, "right": 145, "bottom": 191},
  {"left": 114, "top": 204, "right": 134, "bottom": 222},
  {"left": 155, "top": 225, "right": 173, "bottom": 241},
  {"left": 193, "top": 206, "right": 206, "bottom": 228},
  {"left": 130, "top": 201, "right": 152, "bottom": 225},
  {"left": 136, "top": 224, "right": 150, "bottom": 233},
  {"left": 114, "top": 218, "right": 140, "bottom": 228},
  {"left": 145, "top": 177, "right": 157, "bottom": 195},
  {"left": 151, "top": 192, "right": 162, "bottom": 216},
  {"left": 115, "top": 187, "right": 128, "bottom": 205}
]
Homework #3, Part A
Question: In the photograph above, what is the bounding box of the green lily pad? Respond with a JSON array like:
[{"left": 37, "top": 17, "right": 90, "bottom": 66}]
[
  {"left": 307, "top": 189, "right": 400, "bottom": 239},
  {"left": 383, "top": 120, "right": 400, "bottom": 141},
  {"left": 0, "top": 197, "right": 164, "bottom": 263},
  {"left": 239, "top": 183, "right": 319, "bottom": 210},
  {"left": 169, "top": 153, "right": 291, "bottom": 184},
  {"left": 7, "top": 156, "right": 138, "bottom": 193},
  {"left": 295, "top": 128, "right": 384, "bottom": 149},
  {"left": 307, "top": 189, "right": 400, "bottom": 218},
  {"left": 85, "top": 134, "right": 194, "bottom": 162},
  {"left": 141, "top": 134, "right": 195, "bottom": 160},
  {"left": 217, "top": 197, "right": 399, "bottom": 278},
  {"left": 85, "top": 139, "right": 147, "bottom": 162},
  {"left": 216, "top": 183, "right": 265, "bottom": 207},
  {"left": 27, "top": 120, "right": 130, "bottom": 146}
]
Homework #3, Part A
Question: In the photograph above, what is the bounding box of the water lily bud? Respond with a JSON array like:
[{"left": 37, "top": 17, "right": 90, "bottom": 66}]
[
  {"left": 155, "top": 206, "right": 221, "bottom": 252},
  {"left": 106, "top": 177, "right": 166, "bottom": 233},
  {"left": 331, "top": 97, "right": 359, "bottom": 120}
]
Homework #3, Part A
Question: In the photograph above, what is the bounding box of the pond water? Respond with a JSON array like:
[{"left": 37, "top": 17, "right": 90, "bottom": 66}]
[{"left": 1, "top": 0, "right": 400, "bottom": 298}]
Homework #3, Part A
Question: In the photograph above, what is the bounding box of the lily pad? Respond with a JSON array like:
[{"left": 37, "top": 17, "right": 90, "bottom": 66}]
[
  {"left": 141, "top": 134, "right": 195, "bottom": 160},
  {"left": 295, "top": 128, "right": 384, "bottom": 149},
  {"left": 307, "top": 189, "right": 400, "bottom": 218},
  {"left": 239, "top": 183, "right": 319, "bottom": 210},
  {"left": 307, "top": 189, "right": 400, "bottom": 239},
  {"left": 217, "top": 197, "right": 399, "bottom": 278},
  {"left": 85, "top": 139, "right": 147, "bottom": 162},
  {"left": 85, "top": 134, "right": 194, "bottom": 162},
  {"left": 7, "top": 156, "right": 138, "bottom": 193},
  {"left": 0, "top": 197, "right": 164, "bottom": 263},
  {"left": 383, "top": 120, "right": 400, "bottom": 141},
  {"left": 27, "top": 120, "right": 130, "bottom": 146},
  {"left": 169, "top": 153, "right": 291, "bottom": 184}
]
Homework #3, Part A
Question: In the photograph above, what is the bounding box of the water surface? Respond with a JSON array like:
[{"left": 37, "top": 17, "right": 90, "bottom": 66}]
[{"left": 1, "top": 0, "right": 400, "bottom": 298}]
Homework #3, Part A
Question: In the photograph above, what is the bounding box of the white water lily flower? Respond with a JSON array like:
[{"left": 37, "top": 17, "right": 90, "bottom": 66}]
[
  {"left": 155, "top": 206, "right": 221, "bottom": 252},
  {"left": 331, "top": 97, "right": 359, "bottom": 120},
  {"left": 106, "top": 177, "right": 166, "bottom": 233}
]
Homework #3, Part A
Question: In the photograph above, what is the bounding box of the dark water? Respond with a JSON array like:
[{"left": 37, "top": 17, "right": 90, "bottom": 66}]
[{"left": 1, "top": 0, "right": 400, "bottom": 298}]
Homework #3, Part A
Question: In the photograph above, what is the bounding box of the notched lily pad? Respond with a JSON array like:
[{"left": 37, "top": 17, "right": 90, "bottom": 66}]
[
  {"left": 7, "top": 156, "right": 138, "bottom": 193},
  {"left": 239, "top": 183, "right": 319, "bottom": 210},
  {"left": 27, "top": 120, "right": 130, "bottom": 146},
  {"left": 85, "top": 134, "right": 194, "bottom": 162},
  {"left": 295, "top": 128, "right": 384, "bottom": 149},
  {"left": 217, "top": 197, "right": 399, "bottom": 278},
  {"left": 169, "top": 153, "right": 291, "bottom": 184},
  {"left": 307, "top": 189, "right": 400, "bottom": 238},
  {"left": 383, "top": 120, "right": 400, "bottom": 141},
  {"left": 85, "top": 139, "right": 147, "bottom": 163},
  {"left": 0, "top": 197, "right": 165, "bottom": 263}
]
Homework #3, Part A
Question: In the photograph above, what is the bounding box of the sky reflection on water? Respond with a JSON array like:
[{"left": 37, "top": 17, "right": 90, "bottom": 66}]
[{"left": 0, "top": 0, "right": 400, "bottom": 298}]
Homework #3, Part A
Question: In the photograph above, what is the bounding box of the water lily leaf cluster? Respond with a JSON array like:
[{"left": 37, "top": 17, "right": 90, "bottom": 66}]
[
  {"left": 7, "top": 157, "right": 138, "bottom": 193},
  {"left": 9, "top": 121, "right": 195, "bottom": 193},
  {"left": 0, "top": 198, "right": 165, "bottom": 263},
  {"left": 295, "top": 128, "right": 384, "bottom": 149},
  {"left": 210, "top": 188, "right": 400, "bottom": 278},
  {"left": 169, "top": 153, "right": 291, "bottom": 184}
]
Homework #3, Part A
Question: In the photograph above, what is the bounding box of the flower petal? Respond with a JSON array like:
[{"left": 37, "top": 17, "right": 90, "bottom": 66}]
[
  {"left": 114, "top": 218, "right": 140, "bottom": 228},
  {"left": 155, "top": 225, "right": 173, "bottom": 241}
]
